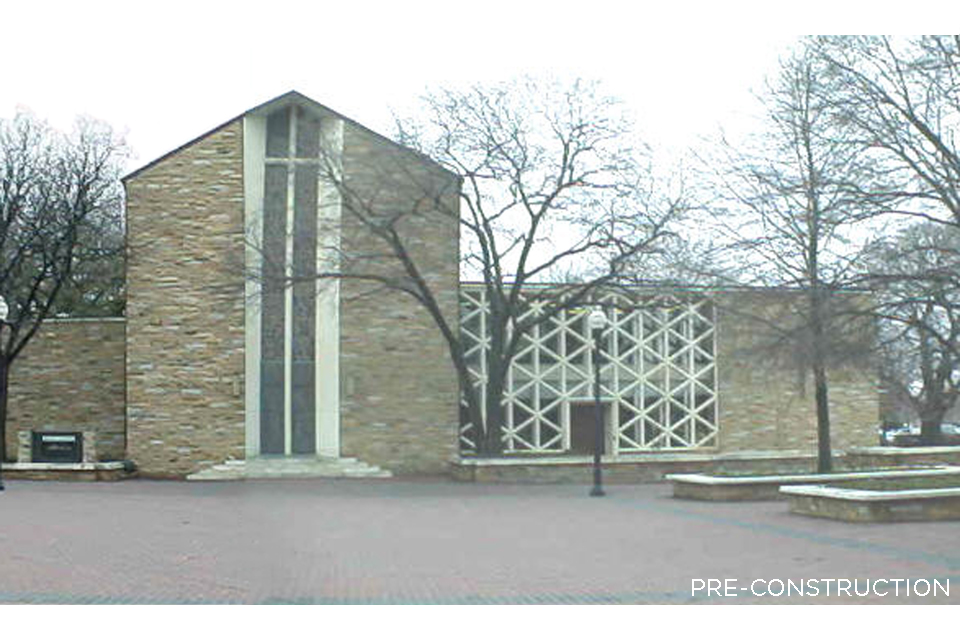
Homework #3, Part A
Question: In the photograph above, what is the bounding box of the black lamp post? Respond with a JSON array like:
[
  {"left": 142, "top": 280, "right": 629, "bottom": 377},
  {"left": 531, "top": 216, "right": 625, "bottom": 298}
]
[
  {"left": 0, "top": 295, "right": 8, "bottom": 492},
  {"left": 588, "top": 306, "right": 608, "bottom": 497}
]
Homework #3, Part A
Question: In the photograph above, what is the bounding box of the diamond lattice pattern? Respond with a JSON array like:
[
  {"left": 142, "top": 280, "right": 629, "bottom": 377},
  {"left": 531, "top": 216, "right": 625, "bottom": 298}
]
[{"left": 459, "top": 287, "right": 719, "bottom": 453}]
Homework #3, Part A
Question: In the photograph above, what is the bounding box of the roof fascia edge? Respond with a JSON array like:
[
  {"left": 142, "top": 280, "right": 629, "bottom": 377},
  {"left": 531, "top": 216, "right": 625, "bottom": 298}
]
[{"left": 123, "top": 90, "right": 458, "bottom": 183}]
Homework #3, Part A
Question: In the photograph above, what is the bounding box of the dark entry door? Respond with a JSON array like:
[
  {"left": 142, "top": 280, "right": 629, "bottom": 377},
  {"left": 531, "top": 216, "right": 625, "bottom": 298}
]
[{"left": 569, "top": 403, "right": 606, "bottom": 455}]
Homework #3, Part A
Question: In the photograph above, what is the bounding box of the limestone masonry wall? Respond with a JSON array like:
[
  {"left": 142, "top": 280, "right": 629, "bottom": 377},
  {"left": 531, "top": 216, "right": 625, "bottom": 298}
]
[
  {"left": 338, "top": 123, "right": 461, "bottom": 474},
  {"left": 715, "top": 291, "right": 879, "bottom": 455},
  {"left": 124, "top": 120, "right": 246, "bottom": 477},
  {"left": 5, "top": 319, "right": 126, "bottom": 462}
]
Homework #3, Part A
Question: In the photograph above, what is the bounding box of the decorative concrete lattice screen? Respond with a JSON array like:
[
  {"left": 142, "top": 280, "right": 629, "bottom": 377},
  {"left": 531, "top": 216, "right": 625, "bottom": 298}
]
[{"left": 459, "top": 286, "right": 719, "bottom": 454}]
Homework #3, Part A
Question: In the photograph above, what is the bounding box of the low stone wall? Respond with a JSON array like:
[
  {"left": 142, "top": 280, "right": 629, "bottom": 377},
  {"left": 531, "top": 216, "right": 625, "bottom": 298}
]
[
  {"left": 670, "top": 467, "right": 960, "bottom": 501},
  {"left": 451, "top": 451, "right": 821, "bottom": 483},
  {"left": 845, "top": 446, "right": 960, "bottom": 469},
  {"left": 1, "top": 461, "right": 135, "bottom": 482},
  {"left": 5, "top": 319, "right": 126, "bottom": 463},
  {"left": 783, "top": 485, "right": 960, "bottom": 522},
  {"left": 671, "top": 479, "right": 783, "bottom": 501}
]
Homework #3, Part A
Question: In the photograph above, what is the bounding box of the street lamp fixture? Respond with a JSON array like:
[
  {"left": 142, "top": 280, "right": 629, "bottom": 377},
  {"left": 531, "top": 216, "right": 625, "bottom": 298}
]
[{"left": 588, "top": 306, "right": 608, "bottom": 497}]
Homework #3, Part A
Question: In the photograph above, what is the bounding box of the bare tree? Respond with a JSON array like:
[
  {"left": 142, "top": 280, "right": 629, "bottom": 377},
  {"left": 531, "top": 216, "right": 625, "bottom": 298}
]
[
  {"left": 808, "top": 36, "right": 960, "bottom": 444},
  {"left": 315, "top": 78, "right": 682, "bottom": 455},
  {"left": 868, "top": 221, "right": 960, "bottom": 443},
  {"left": 816, "top": 36, "right": 960, "bottom": 226},
  {"left": 703, "top": 47, "right": 888, "bottom": 472},
  {"left": 49, "top": 216, "right": 125, "bottom": 317},
  {"left": 0, "top": 112, "right": 127, "bottom": 469}
]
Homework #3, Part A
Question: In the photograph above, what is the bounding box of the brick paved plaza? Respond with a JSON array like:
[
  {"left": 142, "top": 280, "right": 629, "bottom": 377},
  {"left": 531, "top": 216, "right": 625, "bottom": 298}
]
[{"left": 1, "top": 479, "right": 959, "bottom": 604}]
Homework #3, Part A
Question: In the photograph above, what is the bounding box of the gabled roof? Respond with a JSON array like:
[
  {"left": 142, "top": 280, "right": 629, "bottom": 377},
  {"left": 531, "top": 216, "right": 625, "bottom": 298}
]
[{"left": 123, "top": 90, "right": 456, "bottom": 182}]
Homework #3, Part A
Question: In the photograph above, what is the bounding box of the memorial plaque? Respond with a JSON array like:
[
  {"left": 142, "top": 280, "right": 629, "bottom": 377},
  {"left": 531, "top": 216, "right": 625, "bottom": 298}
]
[{"left": 32, "top": 432, "right": 83, "bottom": 463}]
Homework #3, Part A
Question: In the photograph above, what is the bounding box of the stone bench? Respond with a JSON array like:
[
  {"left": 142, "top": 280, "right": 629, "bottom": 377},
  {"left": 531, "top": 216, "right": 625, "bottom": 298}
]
[
  {"left": 781, "top": 484, "right": 960, "bottom": 522},
  {"left": 666, "top": 467, "right": 960, "bottom": 501}
]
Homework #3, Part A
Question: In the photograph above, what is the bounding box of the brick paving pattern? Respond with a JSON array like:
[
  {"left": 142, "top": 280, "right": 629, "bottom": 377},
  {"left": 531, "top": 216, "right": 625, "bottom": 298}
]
[{"left": 1, "top": 479, "right": 959, "bottom": 604}]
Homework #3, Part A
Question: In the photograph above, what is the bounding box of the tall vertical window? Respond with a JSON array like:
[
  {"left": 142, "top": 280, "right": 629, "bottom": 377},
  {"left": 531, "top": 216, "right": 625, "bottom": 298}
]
[{"left": 260, "top": 106, "right": 321, "bottom": 455}]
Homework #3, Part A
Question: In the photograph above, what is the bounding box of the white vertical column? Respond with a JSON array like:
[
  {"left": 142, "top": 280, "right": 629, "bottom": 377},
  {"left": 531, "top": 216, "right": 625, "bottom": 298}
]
[
  {"left": 243, "top": 116, "right": 266, "bottom": 458},
  {"left": 283, "top": 109, "right": 298, "bottom": 456},
  {"left": 709, "top": 302, "right": 720, "bottom": 446},
  {"left": 316, "top": 118, "right": 344, "bottom": 458},
  {"left": 610, "top": 301, "right": 620, "bottom": 456},
  {"left": 560, "top": 305, "right": 570, "bottom": 451}
]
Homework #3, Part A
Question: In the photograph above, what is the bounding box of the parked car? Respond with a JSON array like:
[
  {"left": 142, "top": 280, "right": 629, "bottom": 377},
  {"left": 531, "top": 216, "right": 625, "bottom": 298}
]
[
  {"left": 878, "top": 423, "right": 914, "bottom": 446},
  {"left": 939, "top": 423, "right": 960, "bottom": 445},
  {"left": 881, "top": 422, "right": 960, "bottom": 446}
]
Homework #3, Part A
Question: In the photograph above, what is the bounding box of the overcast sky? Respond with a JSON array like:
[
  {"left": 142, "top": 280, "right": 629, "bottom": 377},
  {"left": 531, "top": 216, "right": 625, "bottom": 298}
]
[{"left": 2, "top": 2, "right": 951, "bottom": 173}]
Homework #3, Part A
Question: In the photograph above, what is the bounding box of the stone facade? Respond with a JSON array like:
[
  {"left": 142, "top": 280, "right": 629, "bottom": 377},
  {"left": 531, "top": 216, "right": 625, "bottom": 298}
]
[
  {"left": 715, "top": 290, "right": 879, "bottom": 456},
  {"left": 0, "top": 93, "right": 889, "bottom": 481},
  {"left": 122, "top": 95, "right": 460, "bottom": 477},
  {"left": 338, "top": 124, "right": 461, "bottom": 474},
  {"left": 5, "top": 319, "right": 126, "bottom": 462},
  {"left": 12, "top": 92, "right": 867, "bottom": 481},
  {"left": 124, "top": 120, "right": 247, "bottom": 477}
]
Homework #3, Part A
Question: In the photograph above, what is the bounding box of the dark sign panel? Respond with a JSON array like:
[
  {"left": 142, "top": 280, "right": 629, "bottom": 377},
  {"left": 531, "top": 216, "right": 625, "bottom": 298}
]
[{"left": 32, "top": 432, "right": 83, "bottom": 463}]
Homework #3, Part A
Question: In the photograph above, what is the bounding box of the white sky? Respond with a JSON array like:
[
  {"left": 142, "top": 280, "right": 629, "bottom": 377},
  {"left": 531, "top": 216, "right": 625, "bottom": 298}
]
[{"left": 1, "top": 1, "right": 953, "bottom": 173}]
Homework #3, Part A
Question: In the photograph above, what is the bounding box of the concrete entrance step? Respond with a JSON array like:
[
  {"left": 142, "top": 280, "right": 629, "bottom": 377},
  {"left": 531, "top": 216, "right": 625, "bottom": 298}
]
[{"left": 187, "top": 456, "right": 392, "bottom": 481}]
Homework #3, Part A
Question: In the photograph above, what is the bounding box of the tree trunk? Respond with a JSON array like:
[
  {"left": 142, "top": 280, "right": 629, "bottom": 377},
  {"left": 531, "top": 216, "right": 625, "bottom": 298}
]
[
  {"left": 919, "top": 404, "right": 947, "bottom": 445},
  {"left": 479, "top": 371, "right": 505, "bottom": 456},
  {"left": 920, "top": 419, "right": 943, "bottom": 446},
  {"left": 0, "top": 356, "right": 9, "bottom": 467},
  {"left": 478, "top": 307, "right": 507, "bottom": 456},
  {"left": 809, "top": 285, "right": 833, "bottom": 474},
  {"left": 813, "top": 363, "right": 832, "bottom": 473}
]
